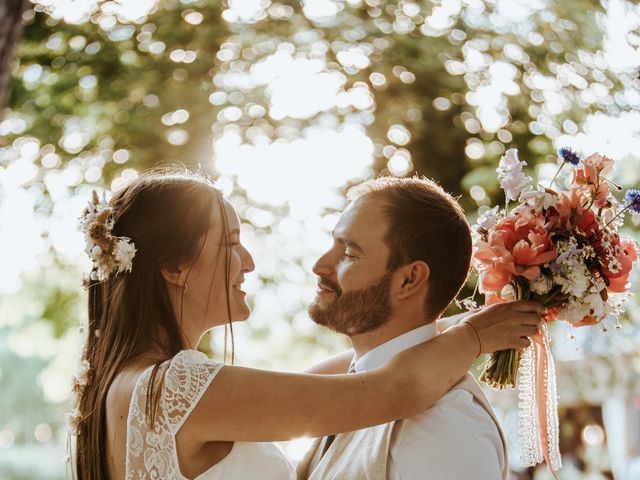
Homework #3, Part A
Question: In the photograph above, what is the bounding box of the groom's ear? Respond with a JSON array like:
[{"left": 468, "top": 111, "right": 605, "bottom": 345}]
[{"left": 394, "top": 261, "right": 430, "bottom": 300}]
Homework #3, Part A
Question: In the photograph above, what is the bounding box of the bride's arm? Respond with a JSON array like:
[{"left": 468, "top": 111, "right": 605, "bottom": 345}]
[
  {"left": 182, "top": 300, "right": 544, "bottom": 442},
  {"left": 435, "top": 309, "right": 479, "bottom": 333},
  {"left": 305, "top": 349, "right": 353, "bottom": 374},
  {"left": 308, "top": 309, "right": 480, "bottom": 374}
]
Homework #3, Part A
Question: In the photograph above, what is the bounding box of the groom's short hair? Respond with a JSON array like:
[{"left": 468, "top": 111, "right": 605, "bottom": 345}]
[{"left": 348, "top": 176, "right": 472, "bottom": 320}]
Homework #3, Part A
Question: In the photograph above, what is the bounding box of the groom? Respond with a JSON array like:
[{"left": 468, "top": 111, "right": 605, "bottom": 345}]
[{"left": 298, "top": 176, "right": 509, "bottom": 479}]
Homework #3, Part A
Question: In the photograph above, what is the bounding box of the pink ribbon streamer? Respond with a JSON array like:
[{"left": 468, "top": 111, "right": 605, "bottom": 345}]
[{"left": 534, "top": 332, "right": 556, "bottom": 479}]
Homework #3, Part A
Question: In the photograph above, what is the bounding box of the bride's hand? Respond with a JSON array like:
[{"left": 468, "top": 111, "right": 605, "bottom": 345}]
[{"left": 462, "top": 300, "right": 545, "bottom": 354}]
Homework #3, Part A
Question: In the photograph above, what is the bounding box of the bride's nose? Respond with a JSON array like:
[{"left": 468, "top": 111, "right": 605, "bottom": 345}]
[{"left": 240, "top": 244, "right": 255, "bottom": 272}]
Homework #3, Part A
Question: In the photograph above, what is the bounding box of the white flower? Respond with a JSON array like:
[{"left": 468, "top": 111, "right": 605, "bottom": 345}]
[
  {"left": 457, "top": 298, "right": 478, "bottom": 310},
  {"left": 561, "top": 299, "right": 590, "bottom": 324},
  {"left": 500, "top": 284, "right": 516, "bottom": 302},
  {"left": 476, "top": 206, "right": 500, "bottom": 231},
  {"left": 606, "top": 256, "right": 622, "bottom": 275},
  {"left": 530, "top": 275, "right": 553, "bottom": 295},
  {"left": 552, "top": 264, "right": 590, "bottom": 298},
  {"left": 80, "top": 190, "right": 137, "bottom": 282},
  {"left": 581, "top": 245, "right": 596, "bottom": 260},
  {"left": 73, "top": 359, "right": 91, "bottom": 389},
  {"left": 585, "top": 291, "right": 607, "bottom": 319},
  {"left": 555, "top": 238, "right": 581, "bottom": 269},
  {"left": 569, "top": 270, "right": 590, "bottom": 298},
  {"left": 520, "top": 186, "right": 557, "bottom": 211},
  {"left": 114, "top": 238, "right": 136, "bottom": 273},
  {"left": 65, "top": 408, "right": 82, "bottom": 435},
  {"left": 496, "top": 149, "right": 532, "bottom": 201}
]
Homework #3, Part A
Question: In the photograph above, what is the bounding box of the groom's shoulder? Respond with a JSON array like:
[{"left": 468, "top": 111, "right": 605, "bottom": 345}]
[
  {"left": 390, "top": 388, "right": 501, "bottom": 458},
  {"left": 407, "top": 387, "right": 496, "bottom": 433}
]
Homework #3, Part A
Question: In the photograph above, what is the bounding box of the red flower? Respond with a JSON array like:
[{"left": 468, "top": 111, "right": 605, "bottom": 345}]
[{"left": 576, "top": 210, "right": 599, "bottom": 237}]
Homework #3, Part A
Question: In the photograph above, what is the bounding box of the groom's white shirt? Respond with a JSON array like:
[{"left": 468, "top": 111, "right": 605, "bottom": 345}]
[{"left": 351, "top": 323, "right": 505, "bottom": 479}]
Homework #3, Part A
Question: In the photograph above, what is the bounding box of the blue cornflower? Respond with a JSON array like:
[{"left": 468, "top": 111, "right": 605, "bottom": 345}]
[
  {"left": 558, "top": 147, "right": 581, "bottom": 166},
  {"left": 624, "top": 189, "right": 640, "bottom": 215}
]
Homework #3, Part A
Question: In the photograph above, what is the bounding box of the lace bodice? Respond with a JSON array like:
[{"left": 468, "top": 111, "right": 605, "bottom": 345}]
[{"left": 125, "top": 350, "right": 295, "bottom": 479}]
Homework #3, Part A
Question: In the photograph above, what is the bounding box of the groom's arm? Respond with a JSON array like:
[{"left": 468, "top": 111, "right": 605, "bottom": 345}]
[
  {"left": 436, "top": 309, "right": 479, "bottom": 333},
  {"left": 305, "top": 349, "right": 354, "bottom": 374}
]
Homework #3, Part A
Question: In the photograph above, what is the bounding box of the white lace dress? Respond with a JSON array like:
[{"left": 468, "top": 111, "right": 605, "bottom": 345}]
[{"left": 125, "top": 349, "right": 295, "bottom": 479}]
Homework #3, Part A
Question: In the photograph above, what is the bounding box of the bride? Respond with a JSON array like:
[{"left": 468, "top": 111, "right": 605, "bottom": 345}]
[{"left": 70, "top": 168, "right": 543, "bottom": 479}]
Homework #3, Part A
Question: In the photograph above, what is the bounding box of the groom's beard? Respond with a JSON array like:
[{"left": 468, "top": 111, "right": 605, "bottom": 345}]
[{"left": 308, "top": 272, "right": 393, "bottom": 335}]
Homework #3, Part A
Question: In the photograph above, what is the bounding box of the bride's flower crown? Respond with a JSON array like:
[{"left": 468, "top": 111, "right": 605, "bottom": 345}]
[{"left": 80, "top": 191, "right": 136, "bottom": 285}]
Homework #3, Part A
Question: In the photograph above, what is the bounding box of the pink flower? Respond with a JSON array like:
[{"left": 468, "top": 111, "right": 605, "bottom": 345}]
[
  {"left": 571, "top": 153, "right": 614, "bottom": 208},
  {"left": 473, "top": 214, "right": 558, "bottom": 292},
  {"left": 584, "top": 153, "right": 614, "bottom": 176},
  {"left": 604, "top": 237, "right": 639, "bottom": 293},
  {"left": 549, "top": 189, "right": 587, "bottom": 230}
]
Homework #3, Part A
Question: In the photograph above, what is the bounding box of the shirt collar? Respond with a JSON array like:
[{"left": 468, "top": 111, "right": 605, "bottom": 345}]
[{"left": 351, "top": 323, "right": 439, "bottom": 373}]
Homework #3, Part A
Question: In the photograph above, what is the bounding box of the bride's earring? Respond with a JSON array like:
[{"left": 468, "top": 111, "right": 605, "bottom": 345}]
[{"left": 181, "top": 282, "right": 188, "bottom": 294}]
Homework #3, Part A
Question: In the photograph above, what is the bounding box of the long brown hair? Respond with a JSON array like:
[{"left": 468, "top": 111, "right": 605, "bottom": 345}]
[{"left": 74, "top": 168, "right": 233, "bottom": 479}]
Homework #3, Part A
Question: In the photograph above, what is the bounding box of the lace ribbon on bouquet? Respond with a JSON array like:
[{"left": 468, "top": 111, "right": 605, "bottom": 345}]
[{"left": 517, "top": 322, "right": 562, "bottom": 477}]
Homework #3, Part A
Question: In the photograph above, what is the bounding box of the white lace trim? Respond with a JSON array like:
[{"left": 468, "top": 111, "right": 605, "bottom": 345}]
[
  {"left": 517, "top": 324, "right": 562, "bottom": 472},
  {"left": 124, "top": 350, "right": 224, "bottom": 480},
  {"left": 517, "top": 342, "right": 541, "bottom": 466}
]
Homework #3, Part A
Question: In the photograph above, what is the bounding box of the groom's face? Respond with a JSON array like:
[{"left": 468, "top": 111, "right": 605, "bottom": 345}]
[{"left": 309, "top": 196, "right": 395, "bottom": 335}]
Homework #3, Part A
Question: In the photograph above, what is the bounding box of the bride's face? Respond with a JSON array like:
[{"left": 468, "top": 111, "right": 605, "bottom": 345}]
[{"left": 184, "top": 199, "right": 255, "bottom": 329}]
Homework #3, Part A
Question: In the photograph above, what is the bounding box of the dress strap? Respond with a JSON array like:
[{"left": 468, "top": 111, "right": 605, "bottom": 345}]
[
  {"left": 125, "top": 350, "right": 224, "bottom": 480},
  {"left": 163, "top": 350, "right": 225, "bottom": 434}
]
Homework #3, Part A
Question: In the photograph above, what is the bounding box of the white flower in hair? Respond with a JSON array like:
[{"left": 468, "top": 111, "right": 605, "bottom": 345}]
[
  {"left": 72, "top": 359, "right": 91, "bottom": 391},
  {"left": 65, "top": 407, "right": 82, "bottom": 436},
  {"left": 114, "top": 239, "right": 136, "bottom": 274},
  {"left": 80, "top": 191, "right": 136, "bottom": 283}
]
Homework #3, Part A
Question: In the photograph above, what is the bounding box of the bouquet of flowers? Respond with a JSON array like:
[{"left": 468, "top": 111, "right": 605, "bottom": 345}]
[{"left": 468, "top": 147, "right": 639, "bottom": 474}]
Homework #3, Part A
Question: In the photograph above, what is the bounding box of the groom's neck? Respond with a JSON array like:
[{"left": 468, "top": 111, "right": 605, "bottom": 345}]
[{"left": 349, "top": 312, "right": 436, "bottom": 359}]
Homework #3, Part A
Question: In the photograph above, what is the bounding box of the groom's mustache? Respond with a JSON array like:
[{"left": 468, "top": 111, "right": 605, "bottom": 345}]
[{"left": 318, "top": 278, "right": 342, "bottom": 296}]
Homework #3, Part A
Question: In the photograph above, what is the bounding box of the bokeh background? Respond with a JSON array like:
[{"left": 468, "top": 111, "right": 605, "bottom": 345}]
[{"left": 1, "top": 0, "right": 640, "bottom": 478}]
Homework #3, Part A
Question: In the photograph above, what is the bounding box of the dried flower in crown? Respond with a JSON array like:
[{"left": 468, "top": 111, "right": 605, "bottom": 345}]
[
  {"left": 80, "top": 191, "right": 136, "bottom": 285},
  {"left": 71, "top": 359, "right": 92, "bottom": 394},
  {"left": 65, "top": 407, "right": 82, "bottom": 436}
]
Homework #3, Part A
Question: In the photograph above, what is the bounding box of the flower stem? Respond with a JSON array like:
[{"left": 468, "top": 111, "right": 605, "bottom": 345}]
[
  {"left": 549, "top": 162, "right": 566, "bottom": 189},
  {"left": 603, "top": 204, "right": 631, "bottom": 229}
]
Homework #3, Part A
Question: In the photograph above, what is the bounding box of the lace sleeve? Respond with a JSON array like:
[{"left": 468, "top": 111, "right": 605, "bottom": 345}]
[{"left": 163, "top": 349, "right": 224, "bottom": 435}]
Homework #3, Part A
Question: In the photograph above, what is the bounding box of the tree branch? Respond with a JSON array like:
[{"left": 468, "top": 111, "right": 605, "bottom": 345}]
[{"left": 0, "top": 0, "right": 28, "bottom": 112}]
